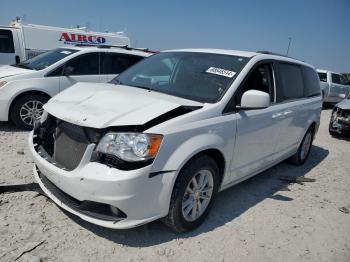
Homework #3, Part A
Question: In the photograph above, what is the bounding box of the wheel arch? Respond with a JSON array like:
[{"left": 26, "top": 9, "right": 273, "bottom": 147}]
[
  {"left": 8, "top": 90, "right": 51, "bottom": 120},
  {"left": 170, "top": 147, "right": 227, "bottom": 192}
]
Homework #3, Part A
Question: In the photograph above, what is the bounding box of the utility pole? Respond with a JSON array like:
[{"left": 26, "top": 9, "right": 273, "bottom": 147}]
[{"left": 286, "top": 37, "right": 292, "bottom": 56}]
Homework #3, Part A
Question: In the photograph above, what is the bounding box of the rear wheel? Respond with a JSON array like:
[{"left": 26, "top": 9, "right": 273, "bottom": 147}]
[
  {"left": 10, "top": 94, "right": 48, "bottom": 130},
  {"left": 288, "top": 127, "right": 314, "bottom": 165},
  {"left": 161, "top": 155, "right": 220, "bottom": 233}
]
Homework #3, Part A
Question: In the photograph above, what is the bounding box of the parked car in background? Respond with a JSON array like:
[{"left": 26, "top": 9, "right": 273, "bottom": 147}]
[
  {"left": 29, "top": 49, "right": 322, "bottom": 232},
  {"left": 0, "top": 46, "right": 151, "bottom": 129},
  {"left": 317, "top": 69, "right": 350, "bottom": 104},
  {"left": 0, "top": 19, "right": 130, "bottom": 65},
  {"left": 329, "top": 94, "right": 350, "bottom": 136}
]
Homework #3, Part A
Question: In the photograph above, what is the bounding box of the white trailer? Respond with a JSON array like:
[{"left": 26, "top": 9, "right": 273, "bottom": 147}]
[{"left": 0, "top": 20, "right": 130, "bottom": 65}]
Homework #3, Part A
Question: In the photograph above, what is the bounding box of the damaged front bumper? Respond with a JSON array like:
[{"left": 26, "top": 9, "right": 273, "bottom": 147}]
[
  {"left": 28, "top": 131, "right": 177, "bottom": 229},
  {"left": 329, "top": 108, "right": 350, "bottom": 135}
]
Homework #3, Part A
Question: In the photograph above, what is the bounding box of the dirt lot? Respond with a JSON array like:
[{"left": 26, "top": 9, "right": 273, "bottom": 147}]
[{"left": 0, "top": 109, "right": 349, "bottom": 262}]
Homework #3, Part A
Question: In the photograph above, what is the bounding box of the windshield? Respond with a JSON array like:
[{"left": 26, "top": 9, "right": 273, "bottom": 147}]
[
  {"left": 15, "top": 48, "right": 78, "bottom": 70},
  {"left": 112, "top": 52, "right": 250, "bottom": 103}
]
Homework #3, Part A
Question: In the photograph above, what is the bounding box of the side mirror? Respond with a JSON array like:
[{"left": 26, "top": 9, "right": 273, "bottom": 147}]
[
  {"left": 63, "top": 66, "right": 74, "bottom": 76},
  {"left": 239, "top": 90, "right": 270, "bottom": 109}
]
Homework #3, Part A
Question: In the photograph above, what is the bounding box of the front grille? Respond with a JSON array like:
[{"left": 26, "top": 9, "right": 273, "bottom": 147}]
[
  {"left": 54, "top": 121, "right": 89, "bottom": 170},
  {"left": 34, "top": 115, "right": 101, "bottom": 171}
]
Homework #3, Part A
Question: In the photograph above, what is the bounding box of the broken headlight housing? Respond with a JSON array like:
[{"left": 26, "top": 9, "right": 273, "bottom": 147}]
[
  {"left": 332, "top": 109, "right": 338, "bottom": 120},
  {"left": 96, "top": 133, "right": 163, "bottom": 162}
]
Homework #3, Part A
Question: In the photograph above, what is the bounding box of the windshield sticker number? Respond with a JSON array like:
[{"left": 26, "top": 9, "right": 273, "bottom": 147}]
[{"left": 206, "top": 67, "right": 236, "bottom": 78}]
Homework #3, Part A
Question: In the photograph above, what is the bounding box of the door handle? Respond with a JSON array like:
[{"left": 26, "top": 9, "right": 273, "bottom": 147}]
[
  {"left": 272, "top": 112, "right": 283, "bottom": 119},
  {"left": 283, "top": 110, "right": 293, "bottom": 116}
]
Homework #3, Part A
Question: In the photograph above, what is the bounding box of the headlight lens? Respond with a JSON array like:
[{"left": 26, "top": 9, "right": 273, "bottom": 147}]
[
  {"left": 0, "top": 81, "right": 7, "bottom": 89},
  {"left": 96, "top": 133, "right": 163, "bottom": 162},
  {"left": 332, "top": 109, "right": 338, "bottom": 119}
]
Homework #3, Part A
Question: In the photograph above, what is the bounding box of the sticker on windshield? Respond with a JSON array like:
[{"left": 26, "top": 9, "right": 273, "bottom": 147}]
[
  {"left": 206, "top": 67, "right": 236, "bottom": 78},
  {"left": 60, "top": 50, "right": 72, "bottom": 55}
]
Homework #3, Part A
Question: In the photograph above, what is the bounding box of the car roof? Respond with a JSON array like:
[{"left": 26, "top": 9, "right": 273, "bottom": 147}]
[
  {"left": 163, "top": 48, "right": 314, "bottom": 68},
  {"left": 63, "top": 46, "right": 152, "bottom": 57},
  {"left": 317, "top": 69, "right": 341, "bottom": 75}
]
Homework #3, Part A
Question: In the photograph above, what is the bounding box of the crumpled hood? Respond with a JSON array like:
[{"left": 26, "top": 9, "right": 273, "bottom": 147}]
[
  {"left": 336, "top": 98, "right": 350, "bottom": 110},
  {"left": 44, "top": 82, "right": 203, "bottom": 129},
  {"left": 0, "top": 65, "right": 33, "bottom": 79}
]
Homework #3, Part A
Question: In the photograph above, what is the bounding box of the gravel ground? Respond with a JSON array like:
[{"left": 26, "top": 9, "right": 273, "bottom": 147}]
[{"left": 0, "top": 109, "right": 349, "bottom": 262}]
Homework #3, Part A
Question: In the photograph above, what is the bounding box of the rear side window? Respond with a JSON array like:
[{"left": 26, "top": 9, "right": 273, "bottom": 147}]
[
  {"left": 0, "top": 29, "right": 15, "bottom": 53},
  {"left": 279, "top": 63, "right": 304, "bottom": 101},
  {"left": 318, "top": 72, "right": 327, "bottom": 82},
  {"left": 302, "top": 67, "right": 321, "bottom": 97},
  {"left": 102, "top": 53, "right": 143, "bottom": 74},
  {"left": 65, "top": 53, "right": 100, "bottom": 75},
  {"left": 331, "top": 73, "right": 341, "bottom": 84}
]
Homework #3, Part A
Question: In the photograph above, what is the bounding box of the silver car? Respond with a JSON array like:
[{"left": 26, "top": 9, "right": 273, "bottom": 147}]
[
  {"left": 329, "top": 94, "right": 350, "bottom": 136},
  {"left": 317, "top": 69, "right": 350, "bottom": 104}
]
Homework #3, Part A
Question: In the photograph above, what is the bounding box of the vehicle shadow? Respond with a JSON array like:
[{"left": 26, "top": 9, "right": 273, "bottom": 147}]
[
  {"left": 64, "top": 145, "right": 329, "bottom": 247},
  {"left": 0, "top": 122, "right": 27, "bottom": 132},
  {"left": 330, "top": 133, "right": 350, "bottom": 142},
  {"left": 0, "top": 183, "right": 42, "bottom": 194}
]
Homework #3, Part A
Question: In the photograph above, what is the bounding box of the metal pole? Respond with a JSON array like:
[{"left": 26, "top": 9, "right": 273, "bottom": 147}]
[{"left": 286, "top": 37, "right": 292, "bottom": 56}]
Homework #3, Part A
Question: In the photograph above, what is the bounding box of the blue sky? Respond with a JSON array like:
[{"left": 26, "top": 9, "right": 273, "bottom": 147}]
[{"left": 1, "top": 0, "right": 349, "bottom": 72}]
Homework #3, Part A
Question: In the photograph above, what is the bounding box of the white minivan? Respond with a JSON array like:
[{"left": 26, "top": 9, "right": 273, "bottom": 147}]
[
  {"left": 29, "top": 49, "right": 322, "bottom": 232},
  {"left": 0, "top": 46, "right": 150, "bottom": 129}
]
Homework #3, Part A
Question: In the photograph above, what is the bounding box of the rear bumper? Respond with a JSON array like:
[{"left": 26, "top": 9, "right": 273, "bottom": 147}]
[{"left": 29, "top": 131, "right": 177, "bottom": 229}]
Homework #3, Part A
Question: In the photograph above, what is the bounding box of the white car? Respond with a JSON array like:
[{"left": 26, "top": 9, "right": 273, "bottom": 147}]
[
  {"left": 317, "top": 69, "right": 350, "bottom": 104},
  {"left": 0, "top": 46, "right": 151, "bottom": 129},
  {"left": 29, "top": 49, "right": 322, "bottom": 232}
]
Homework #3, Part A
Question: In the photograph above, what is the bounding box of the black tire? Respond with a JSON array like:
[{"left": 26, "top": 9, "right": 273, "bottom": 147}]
[
  {"left": 161, "top": 155, "right": 220, "bottom": 233},
  {"left": 288, "top": 127, "right": 314, "bottom": 165},
  {"left": 10, "top": 94, "right": 49, "bottom": 130}
]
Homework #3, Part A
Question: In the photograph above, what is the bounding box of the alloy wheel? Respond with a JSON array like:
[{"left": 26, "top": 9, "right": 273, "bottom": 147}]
[
  {"left": 181, "top": 169, "right": 214, "bottom": 222},
  {"left": 19, "top": 100, "right": 44, "bottom": 126},
  {"left": 300, "top": 132, "right": 312, "bottom": 161}
]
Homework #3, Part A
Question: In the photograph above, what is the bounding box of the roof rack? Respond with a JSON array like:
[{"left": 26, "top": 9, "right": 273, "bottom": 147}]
[
  {"left": 256, "top": 50, "right": 304, "bottom": 61},
  {"left": 74, "top": 44, "right": 159, "bottom": 53},
  {"left": 256, "top": 50, "right": 291, "bottom": 57}
]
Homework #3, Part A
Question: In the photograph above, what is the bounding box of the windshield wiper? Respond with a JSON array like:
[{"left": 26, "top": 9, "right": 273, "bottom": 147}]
[
  {"left": 131, "top": 84, "right": 152, "bottom": 92},
  {"left": 13, "top": 64, "right": 34, "bottom": 70},
  {"left": 110, "top": 79, "right": 152, "bottom": 91},
  {"left": 110, "top": 79, "right": 123, "bottom": 85}
]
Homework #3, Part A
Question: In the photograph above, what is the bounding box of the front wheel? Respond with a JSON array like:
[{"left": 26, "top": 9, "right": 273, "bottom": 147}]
[
  {"left": 10, "top": 94, "right": 48, "bottom": 130},
  {"left": 161, "top": 155, "right": 220, "bottom": 232}
]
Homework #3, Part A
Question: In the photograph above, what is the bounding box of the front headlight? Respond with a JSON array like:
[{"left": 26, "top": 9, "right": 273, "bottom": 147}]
[
  {"left": 332, "top": 109, "right": 338, "bottom": 120},
  {"left": 96, "top": 133, "right": 163, "bottom": 162},
  {"left": 0, "top": 81, "right": 7, "bottom": 89}
]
